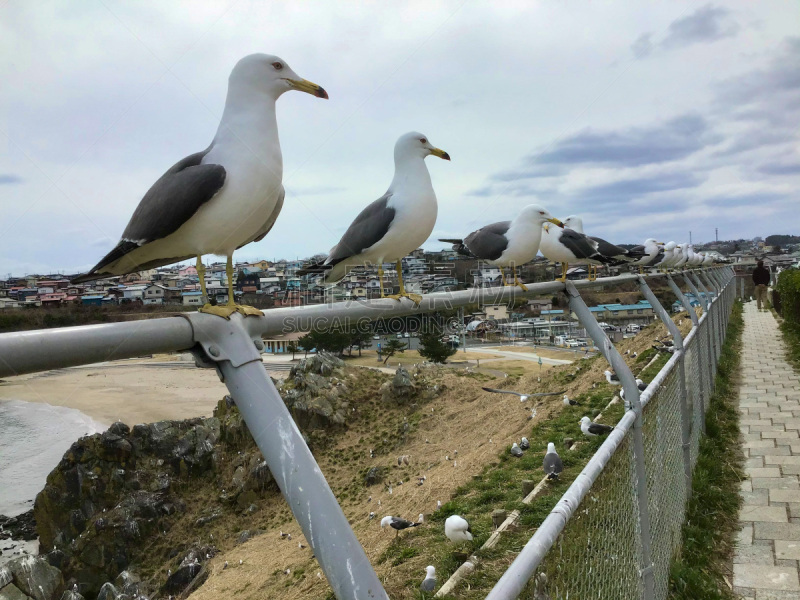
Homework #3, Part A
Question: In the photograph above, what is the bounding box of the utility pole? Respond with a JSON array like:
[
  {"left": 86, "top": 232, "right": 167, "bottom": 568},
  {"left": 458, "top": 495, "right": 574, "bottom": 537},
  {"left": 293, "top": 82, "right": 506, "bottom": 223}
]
[
  {"left": 689, "top": 231, "right": 692, "bottom": 244},
  {"left": 715, "top": 228, "right": 718, "bottom": 243}
]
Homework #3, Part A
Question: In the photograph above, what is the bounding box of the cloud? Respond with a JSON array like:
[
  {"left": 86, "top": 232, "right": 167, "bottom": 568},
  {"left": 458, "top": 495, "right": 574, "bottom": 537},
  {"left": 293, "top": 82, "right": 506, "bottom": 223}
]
[
  {"left": 704, "top": 191, "right": 788, "bottom": 207},
  {"left": 578, "top": 172, "right": 706, "bottom": 200},
  {"left": 285, "top": 185, "right": 346, "bottom": 197},
  {"left": 489, "top": 114, "right": 714, "bottom": 183},
  {"left": 630, "top": 33, "right": 654, "bottom": 59},
  {"left": 0, "top": 175, "right": 23, "bottom": 185},
  {"left": 757, "top": 161, "right": 800, "bottom": 176},
  {"left": 661, "top": 5, "right": 739, "bottom": 50}
]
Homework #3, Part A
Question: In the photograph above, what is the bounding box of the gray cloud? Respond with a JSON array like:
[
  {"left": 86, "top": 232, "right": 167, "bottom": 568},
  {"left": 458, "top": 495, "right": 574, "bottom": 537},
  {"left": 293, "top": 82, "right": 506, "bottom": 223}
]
[
  {"left": 704, "top": 191, "right": 788, "bottom": 207},
  {"left": 578, "top": 172, "right": 706, "bottom": 200},
  {"left": 757, "top": 161, "right": 800, "bottom": 176},
  {"left": 0, "top": 175, "right": 23, "bottom": 185},
  {"left": 631, "top": 33, "right": 654, "bottom": 59},
  {"left": 489, "top": 114, "right": 714, "bottom": 183},
  {"left": 661, "top": 5, "right": 739, "bottom": 50}
]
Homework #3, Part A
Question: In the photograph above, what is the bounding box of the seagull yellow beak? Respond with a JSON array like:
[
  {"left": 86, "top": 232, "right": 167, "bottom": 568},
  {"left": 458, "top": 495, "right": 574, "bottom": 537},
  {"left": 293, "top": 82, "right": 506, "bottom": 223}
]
[
  {"left": 286, "top": 78, "right": 329, "bottom": 99},
  {"left": 547, "top": 217, "right": 565, "bottom": 228},
  {"left": 430, "top": 147, "right": 451, "bottom": 161}
]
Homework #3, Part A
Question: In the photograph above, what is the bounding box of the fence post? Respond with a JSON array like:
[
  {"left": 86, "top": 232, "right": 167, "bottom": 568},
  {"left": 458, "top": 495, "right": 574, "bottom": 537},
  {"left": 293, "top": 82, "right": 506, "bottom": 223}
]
[
  {"left": 184, "top": 312, "right": 389, "bottom": 600},
  {"left": 564, "top": 281, "right": 656, "bottom": 600},
  {"left": 700, "top": 271, "right": 724, "bottom": 361},
  {"left": 637, "top": 276, "right": 693, "bottom": 496},
  {"left": 691, "top": 272, "right": 720, "bottom": 371}
]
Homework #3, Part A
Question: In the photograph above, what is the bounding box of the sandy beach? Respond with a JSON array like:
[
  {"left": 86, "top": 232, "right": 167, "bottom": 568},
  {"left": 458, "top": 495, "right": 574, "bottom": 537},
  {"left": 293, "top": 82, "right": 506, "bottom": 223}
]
[{"left": 0, "top": 358, "right": 230, "bottom": 427}]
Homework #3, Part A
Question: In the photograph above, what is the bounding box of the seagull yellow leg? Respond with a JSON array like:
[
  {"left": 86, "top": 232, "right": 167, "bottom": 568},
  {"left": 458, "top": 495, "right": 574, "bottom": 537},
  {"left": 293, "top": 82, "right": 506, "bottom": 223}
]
[
  {"left": 557, "top": 263, "right": 567, "bottom": 283},
  {"left": 378, "top": 265, "right": 385, "bottom": 298},
  {"left": 199, "top": 255, "right": 262, "bottom": 318},
  {"left": 500, "top": 268, "right": 508, "bottom": 287},
  {"left": 386, "top": 259, "right": 422, "bottom": 304},
  {"left": 196, "top": 256, "right": 208, "bottom": 301},
  {"left": 512, "top": 267, "right": 528, "bottom": 291}
]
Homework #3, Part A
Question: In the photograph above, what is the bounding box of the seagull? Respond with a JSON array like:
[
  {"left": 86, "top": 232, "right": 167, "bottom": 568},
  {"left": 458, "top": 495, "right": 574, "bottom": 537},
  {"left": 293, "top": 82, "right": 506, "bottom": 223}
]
[
  {"left": 580, "top": 416, "right": 613, "bottom": 437},
  {"left": 628, "top": 238, "right": 662, "bottom": 273},
  {"left": 604, "top": 370, "right": 621, "bottom": 386},
  {"left": 635, "top": 378, "right": 647, "bottom": 391},
  {"left": 72, "top": 54, "right": 327, "bottom": 318},
  {"left": 520, "top": 437, "right": 531, "bottom": 450},
  {"left": 439, "top": 205, "right": 563, "bottom": 290},
  {"left": 380, "top": 515, "right": 421, "bottom": 536},
  {"left": 444, "top": 515, "right": 473, "bottom": 543},
  {"left": 297, "top": 132, "right": 450, "bottom": 304},
  {"left": 510, "top": 442, "right": 524, "bottom": 457},
  {"left": 539, "top": 220, "right": 619, "bottom": 282},
  {"left": 482, "top": 387, "right": 566, "bottom": 402},
  {"left": 420, "top": 565, "right": 437, "bottom": 593},
  {"left": 562, "top": 394, "right": 579, "bottom": 406},
  {"left": 418, "top": 513, "right": 425, "bottom": 523},
  {"left": 560, "top": 216, "right": 646, "bottom": 277},
  {"left": 543, "top": 442, "right": 563, "bottom": 480}
]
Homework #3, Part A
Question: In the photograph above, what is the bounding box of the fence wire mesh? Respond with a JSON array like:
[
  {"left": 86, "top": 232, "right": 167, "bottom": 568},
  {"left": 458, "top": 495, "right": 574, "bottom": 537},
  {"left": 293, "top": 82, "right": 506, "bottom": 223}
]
[
  {"left": 539, "top": 432, "right": 643, "bottom": 600},
  {"left": 499, "top": 271, "right": 735, "bottom": 600},
  {"left": 641, "top": 364, "right": 686, "bottom": 598}
]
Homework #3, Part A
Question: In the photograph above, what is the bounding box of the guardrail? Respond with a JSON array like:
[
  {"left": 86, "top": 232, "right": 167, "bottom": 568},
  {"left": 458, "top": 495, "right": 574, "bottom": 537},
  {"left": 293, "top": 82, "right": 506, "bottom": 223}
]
[{"left": 0, "top": 266, "right": 734, "bottom": 600}]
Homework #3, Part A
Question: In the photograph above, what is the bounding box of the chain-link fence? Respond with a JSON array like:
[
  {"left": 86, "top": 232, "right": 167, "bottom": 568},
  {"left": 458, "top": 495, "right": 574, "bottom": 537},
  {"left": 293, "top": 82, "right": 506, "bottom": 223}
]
[{"left": 486, "top": 267, "right": 736, "bottom": 600}]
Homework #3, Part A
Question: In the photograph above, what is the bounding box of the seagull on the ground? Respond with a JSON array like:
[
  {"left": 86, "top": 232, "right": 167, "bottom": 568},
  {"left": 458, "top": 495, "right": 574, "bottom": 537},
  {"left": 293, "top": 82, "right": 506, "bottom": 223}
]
[
  {"left": 482, "top": 387, "right": 566, "bottom": 402},
  {"left": 72, "top": 54, "right": 327, "bottom": 319},
  {"left": 636, "top": 378, "right": 647, "bottom": 391},
  {"left": 520, "top": 437, "right": 530, "bottom": 450},
  {"left": 562, "top": 394, "right": 580, "bottom": 406},
  {"left": 381, "top": 515, "right": 421, "bottom": 536},
  {"left": 444, "top": 515, "right": 473, "bottom": 543},
  {"left": 297, "top": 132, "right": 450, "bottom": 304},
  {"left": 543, "top": 442, "right": 563, "bottom": 480},
  {"left": 439, "top": 205, "right": 563, "bottom": 290},
  {"left": 420, "top": 565, "right": 437, "bottom": 593},
  {"left": 604, "top": 370, "right": 621, "bottom": 386},
  {"left": 510, "top": 442, "right": 524, "bottom": 457},
  {"left": 580, "top": 416, "right": 614, "bottom": 437}
]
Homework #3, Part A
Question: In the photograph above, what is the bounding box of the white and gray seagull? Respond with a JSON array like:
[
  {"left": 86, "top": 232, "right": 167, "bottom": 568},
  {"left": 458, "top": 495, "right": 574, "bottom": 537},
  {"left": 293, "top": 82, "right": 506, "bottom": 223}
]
[
  {"left": 72, "top": 54, "right": 327, "bottom": 318},
  {"left": 420, "top": 566, "right": 437, "bottom": 593},
  {"left": 439, "top": 204, "right": 563, "bottom": 290},
  {"left": 543, "top": 442, "right": 563, "bottom": 480},
  {"left": 539, "top": 218, "right": 620, "bottom": 282},
  {"left": 380, "top": 515, "right": 422, "bottom": 536},
  {"left": 604, "top": 370, "right": 621, "bottom": 386},
  {"left": 580, "top": 416, "right": 613, "bottom": 437},
  {"left": 297, "top": 132, "right": 449, "bottom": 304}
]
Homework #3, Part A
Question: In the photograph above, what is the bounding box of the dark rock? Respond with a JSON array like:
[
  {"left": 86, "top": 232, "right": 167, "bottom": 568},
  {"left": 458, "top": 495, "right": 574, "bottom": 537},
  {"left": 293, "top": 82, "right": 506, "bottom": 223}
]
[
  {"left": 107, "top": 422, "right": 130, "bottom": 437},
  {"left": 0, "top": 583, "right": 31, "bottom": 600},
  {"left": 113, "top": 570, "right": 145, "bottom": 598},
  {"left": 364, "top": 467, "right": 387, "bottom": 487},
  {"left": 0, "top": 512, "right": 37, "bottom": 542},
  {"left": 380, "top": 366, "right": 418, "bottom": 404},
  {"left": 95, "top": 582, "right": 127, "bottom": 600},
  {"left": 289, "top": 352, "right": 344, "bottom": 378},
  {"left": 235, "top": 529, "right": 264, "bottom": 545},
  {"left": 162, "top": 546, "right": 215, "bottom": 594},
  {"left": 44, "top": 550, "right": 65, "bottom": 571},
  {"left": 194, "top": 510, "right": 221, "bottom": 527},
  {"left": 59, "top": 592, "right": 84, "bottom": 600},
  {"left": 0, "top": 566, "right": 11, "bottom": 588},
  {"left": 3, "top": 555, "right": 64, "bottom": 600}
]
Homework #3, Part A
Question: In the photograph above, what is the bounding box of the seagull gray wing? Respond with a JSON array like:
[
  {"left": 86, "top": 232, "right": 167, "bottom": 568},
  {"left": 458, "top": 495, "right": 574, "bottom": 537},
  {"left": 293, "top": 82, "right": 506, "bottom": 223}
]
[
  {"left": 420, "top": 578, "right": 436, "bottom": 592},
  {"left": 242, "top": 186, "right": 285, "bottom": 246},
  {"left": 297, "top": 192, "right": 395, "bottom": 275},
  {"left": 590, "top": 236, "right": 645, "bottom": 261},
  {"left": 463, "top": 221, "right": 511, "bottom": 261},
  {"left": 543, "top": 453, "right": 563, "bottom": 476},
  {"left": 72, "top": 148, "right": 226, "bottom": 282},
  {"left": 588, "top": 422, "right": 613, "bottom": 435},
  {"left": 482, "top": 387, "right": 523, "bottom": 397},
  {"left": 557, "top": 229, "right": 613, "bottom": 264}
]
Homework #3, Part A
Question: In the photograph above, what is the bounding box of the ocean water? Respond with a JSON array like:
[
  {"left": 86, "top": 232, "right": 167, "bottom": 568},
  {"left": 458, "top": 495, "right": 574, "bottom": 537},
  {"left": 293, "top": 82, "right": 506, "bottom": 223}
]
[{"left": 0, "top": 399, "right": 105, "bottom": 517}]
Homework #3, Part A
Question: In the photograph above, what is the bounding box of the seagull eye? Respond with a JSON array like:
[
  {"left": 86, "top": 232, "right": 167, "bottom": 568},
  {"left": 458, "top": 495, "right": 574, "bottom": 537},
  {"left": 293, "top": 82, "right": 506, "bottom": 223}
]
[
  {"left": 272, "top": 62, "right": 283, "bottom": 70},
  {"left": 420, "top": 138, "right": 427, "bottom": 144}
]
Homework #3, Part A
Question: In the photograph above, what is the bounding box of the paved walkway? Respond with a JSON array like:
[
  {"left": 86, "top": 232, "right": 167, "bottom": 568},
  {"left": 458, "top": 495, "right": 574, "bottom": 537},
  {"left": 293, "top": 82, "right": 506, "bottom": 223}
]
[{"left": 734, "top": 302, "right": 800, "bottom": 598}]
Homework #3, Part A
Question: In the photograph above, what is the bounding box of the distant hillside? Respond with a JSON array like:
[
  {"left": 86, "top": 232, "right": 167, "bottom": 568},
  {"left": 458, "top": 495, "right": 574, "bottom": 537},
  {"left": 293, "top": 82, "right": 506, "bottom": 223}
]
[{"left": 766, "top": 234, "right": 800, "bottom": 246}]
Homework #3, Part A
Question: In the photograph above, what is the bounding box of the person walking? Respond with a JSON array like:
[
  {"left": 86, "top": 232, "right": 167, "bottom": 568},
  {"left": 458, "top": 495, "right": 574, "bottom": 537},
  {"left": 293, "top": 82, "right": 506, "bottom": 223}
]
[{"left": 752, "top": 260, "right": 771, "bottom": 311}]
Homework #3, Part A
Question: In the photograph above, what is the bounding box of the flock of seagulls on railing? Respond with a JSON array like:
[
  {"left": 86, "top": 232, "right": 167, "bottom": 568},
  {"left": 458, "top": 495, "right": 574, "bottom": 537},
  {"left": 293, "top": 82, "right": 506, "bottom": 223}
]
[{"left": 70, "top": 52, "right": 724, "bottom": 317}]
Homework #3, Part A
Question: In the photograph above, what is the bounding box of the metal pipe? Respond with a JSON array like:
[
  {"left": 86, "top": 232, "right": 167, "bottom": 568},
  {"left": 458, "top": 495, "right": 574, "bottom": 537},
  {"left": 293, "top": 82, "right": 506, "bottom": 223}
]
[
  {"left": 563, "top": 281, "right": 656, "bottom": 600},
  {"left": 670, "top": 275, "right": 705, "bottom": 432},
  {"left": 667, "top": 275, "right": 699, "bottom": 327},
  {"left": 187, "top": 312, "right": 389, "bottom": 600},
  {"left": 0, "top": 272, "right": 664, "bottom": 378},
  {"left": 637, "top": 276, "right": 692, "bottom": 496},
  {"left": 689, "top": 273, "right": 718, "bottom": 391}
]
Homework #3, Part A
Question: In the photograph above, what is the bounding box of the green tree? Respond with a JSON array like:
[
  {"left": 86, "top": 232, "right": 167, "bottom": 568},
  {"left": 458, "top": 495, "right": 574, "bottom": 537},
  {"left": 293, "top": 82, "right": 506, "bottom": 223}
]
[
  {"left": 418, "top": 325, "right": 457, "bottom": 364},
  {"left": 348, "top": 328, "right": 373, "bottom": 357},
  {"left": 297, "top": 329, "right": 351, "bottom": 356},
  {"left": 298, "top": 333, "right": 314, "bottom": 358},
  {"left": 382, "top": 339, "right": 407, "bottom": 364},
  {"left": 287, "top": 341, "right": 298, "bottom": 360}
]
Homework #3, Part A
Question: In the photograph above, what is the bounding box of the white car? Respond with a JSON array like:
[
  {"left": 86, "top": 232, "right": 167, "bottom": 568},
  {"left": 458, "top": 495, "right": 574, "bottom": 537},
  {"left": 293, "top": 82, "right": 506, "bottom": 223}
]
[
  {"left": 404, "top": 332, "right": 410, "bottom": 338},
  {"left": 372, "top": 335, "right": 380, "bottom": 340}
]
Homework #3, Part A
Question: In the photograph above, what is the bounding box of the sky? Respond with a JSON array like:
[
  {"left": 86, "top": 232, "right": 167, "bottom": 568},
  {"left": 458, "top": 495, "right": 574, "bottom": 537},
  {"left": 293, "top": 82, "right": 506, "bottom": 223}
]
[{"left": 2, "top": 1, "right": 799, "bottom": 277}]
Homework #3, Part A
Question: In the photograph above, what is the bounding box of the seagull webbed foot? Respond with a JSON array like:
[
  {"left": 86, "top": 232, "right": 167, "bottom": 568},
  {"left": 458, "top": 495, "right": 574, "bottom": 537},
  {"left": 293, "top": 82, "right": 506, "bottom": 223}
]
[
  {"left": 515, "top": 282, "right": 529, "bottom": 292},
  {"left": 386, "top": 293, "right": 423, "bottom": 305},
  {"left": 198, "top": 303, "right": 263, "bottom": 319}
]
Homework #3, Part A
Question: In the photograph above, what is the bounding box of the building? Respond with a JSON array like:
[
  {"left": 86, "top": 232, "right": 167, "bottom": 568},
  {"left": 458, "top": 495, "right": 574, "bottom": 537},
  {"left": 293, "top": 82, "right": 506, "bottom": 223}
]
[
  {"left": 143, "top": 284, "right": 166, "bottom": 305},
  {"left": 182, "top": 291, "right": 204, "bottom": 306},
  {"left": 584, "top": 300, "right": 656, "bottom": 327},
  {"left": 263, "top": 331, "right": 305, "bottom": 353}
]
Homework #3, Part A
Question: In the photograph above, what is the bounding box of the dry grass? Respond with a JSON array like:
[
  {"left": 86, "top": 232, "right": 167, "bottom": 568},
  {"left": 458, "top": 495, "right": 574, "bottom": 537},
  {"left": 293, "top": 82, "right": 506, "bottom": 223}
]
[{"left": 343, "top": 349, "right": 496, "bottom": 368}]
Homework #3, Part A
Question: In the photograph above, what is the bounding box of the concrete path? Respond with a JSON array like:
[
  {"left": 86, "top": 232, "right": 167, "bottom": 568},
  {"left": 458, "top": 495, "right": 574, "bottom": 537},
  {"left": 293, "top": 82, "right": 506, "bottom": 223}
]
[{"left": 734, "top": 302, "right": 800, "bottom": 598}]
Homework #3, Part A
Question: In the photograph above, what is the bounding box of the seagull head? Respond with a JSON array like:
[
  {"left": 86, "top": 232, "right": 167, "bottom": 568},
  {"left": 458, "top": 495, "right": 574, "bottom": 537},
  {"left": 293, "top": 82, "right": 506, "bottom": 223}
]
[
  {"left": 519, "top": 204, "right": 564, "bottom": 227},
  {"left": 547, "top": 442, "right": 556, "bottom": 453},
  {"left": 580, "top": 416, "right": 591, "bottom": 425},
  {"left": 425, "top": 565, "right": 436, "bottom": 578},
  {"left": 562, "top": 215, "right": 583, "bottom": 233},
  {"left": 380, "top": 515, "right": 393, "bottom": 528},
  {"left": 230, "top": 53, "right": 328, "bottom": 100},
  {"left": 396, "top": 131, "right": 450, "bottom": 161}
]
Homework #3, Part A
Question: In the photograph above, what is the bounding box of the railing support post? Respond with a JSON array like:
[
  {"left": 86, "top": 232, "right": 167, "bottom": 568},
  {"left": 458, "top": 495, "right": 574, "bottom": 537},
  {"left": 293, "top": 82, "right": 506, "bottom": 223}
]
[
  {"left": 637, "top": 276, "right": 693, "bottom": 497},
  {"left": 700, "top": 271, "right": 724, "bottom": 361},
  {"left": 184, "top": 312, "right": 389, "bottom": 600},
  {"left": 683, "top": 273, "right": 716, "bottom": 404},
  {"left": 564, "top": 281, "right": 656, "bottom": 600}
]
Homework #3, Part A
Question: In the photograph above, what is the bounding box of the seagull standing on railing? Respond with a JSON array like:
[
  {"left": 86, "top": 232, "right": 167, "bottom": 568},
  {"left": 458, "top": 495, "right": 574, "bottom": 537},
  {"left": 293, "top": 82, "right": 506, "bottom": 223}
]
[
  {"left": 439, "top": 205, "right": 563, "bottom": 291},
  {"left": 72, "top": 54, "right": 328, "bottom": 319},
  {"left": 297, "top": 132, "right": 450, "bottom": 304}
]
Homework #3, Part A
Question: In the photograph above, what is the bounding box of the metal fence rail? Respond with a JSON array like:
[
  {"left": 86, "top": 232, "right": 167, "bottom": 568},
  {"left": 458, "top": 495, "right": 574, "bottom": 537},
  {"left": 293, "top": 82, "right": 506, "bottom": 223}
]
[
  {"left": 486, "top": 266, "right": 735, "bottom": 600},
  {"left": 0, "top": 266, "right": 735, "bottom": 600}
]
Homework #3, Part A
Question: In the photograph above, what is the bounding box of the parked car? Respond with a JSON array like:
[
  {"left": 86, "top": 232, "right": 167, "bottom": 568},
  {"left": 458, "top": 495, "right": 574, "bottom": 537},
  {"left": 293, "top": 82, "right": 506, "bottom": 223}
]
[
  {"left": 372, "top": 335, "right": 380, "bottom": 340},
  {"left": 403, "top": 332, "right": 410, "bottom": 338}
]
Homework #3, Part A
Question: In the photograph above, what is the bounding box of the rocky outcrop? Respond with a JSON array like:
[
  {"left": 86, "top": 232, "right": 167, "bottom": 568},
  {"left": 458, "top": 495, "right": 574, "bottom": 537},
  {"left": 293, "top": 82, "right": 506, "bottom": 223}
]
[
  {"left": 282, "top": 352, "right": 350, "bottom": 430},
  {"left": 0, "top": 556, "right": 63, "bottom": 600},
  {"left": 0, "top": 512, "right": 37, "bottom": 542},
  {"left": 380, "top": 365, "right": 442, "bottom": 404}
]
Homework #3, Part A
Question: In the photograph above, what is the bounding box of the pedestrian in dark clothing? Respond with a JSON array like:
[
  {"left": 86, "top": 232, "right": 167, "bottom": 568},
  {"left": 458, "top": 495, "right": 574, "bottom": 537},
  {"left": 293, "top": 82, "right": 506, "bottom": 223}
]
[{"left": 753, "top": 260, "right": 771, "bottom": 310}]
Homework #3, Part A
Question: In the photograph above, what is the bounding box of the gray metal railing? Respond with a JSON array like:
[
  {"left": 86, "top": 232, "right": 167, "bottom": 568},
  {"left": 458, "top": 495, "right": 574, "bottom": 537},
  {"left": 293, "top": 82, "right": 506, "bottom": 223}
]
[{"left": 0, "top": 266, "right": 735, "bottom": 600}]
